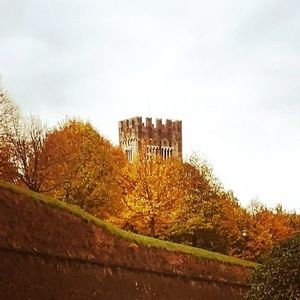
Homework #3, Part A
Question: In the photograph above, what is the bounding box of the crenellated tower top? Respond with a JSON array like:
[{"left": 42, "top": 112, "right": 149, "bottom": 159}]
[{"left": 119, "top": 116, "right": 182, "bottom": 161}]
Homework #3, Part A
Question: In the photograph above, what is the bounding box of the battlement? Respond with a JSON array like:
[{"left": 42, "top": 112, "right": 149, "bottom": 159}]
[
  {"left": 119, "top": 117, "right": 182, "bottom": 132},
  {"left": 118, "top": 116, "right": 143, "bottom": 131},
  {"left": 119, "top": 116, "right": 182, "bottom": 161}
]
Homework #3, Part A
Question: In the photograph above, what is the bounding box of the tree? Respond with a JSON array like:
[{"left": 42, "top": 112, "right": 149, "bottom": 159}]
[
  {"left": 15, "top": 116, "right": 50, "bottom": 191},
  {"left": 245, "top": 201, "right": 297, "bottom": 261},
  {"left": 0, "top": 88, "right": 20, "bottom": 137},
  {"left": 117, "top": 154, "right": 187, "bottom": 238},
  {"left": 209, "top": 190, "right": 250, "bottom": 256},
  {"left": 247, "top": 233, "right": 300, "bottom": 300},
  {"left": 0, "top": 88, "right": 19, "bottom": 182},
  {"left": 5, "top": 115, "right": 50, "bottom": 191},
  {"left": 166, "top": 156, "right": 219, "bottom": 245},
  {"left": 0, "top": 87, "right": 51, "bottom": 190},
  {"left": 167, "top": 153, "right": 248, "bottom": 256},
  {"left": 0, "top": 143, "right": 17, "bottom": 181},
  {"left": 42, "top": 119, "right": 126, "bottom": 217}
]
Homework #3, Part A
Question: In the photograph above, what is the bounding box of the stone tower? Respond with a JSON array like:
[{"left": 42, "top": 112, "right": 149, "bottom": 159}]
[{"left": 118, "top": 116, "right": 182, "bottom": 161}]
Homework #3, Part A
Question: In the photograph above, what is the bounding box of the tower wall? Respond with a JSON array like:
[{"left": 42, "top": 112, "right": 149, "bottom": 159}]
[{"left": 119, "top": 116, "right": 182, "bottom": 161}]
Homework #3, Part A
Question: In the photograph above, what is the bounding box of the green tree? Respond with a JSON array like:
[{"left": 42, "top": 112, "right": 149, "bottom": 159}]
[{"left": 247, "top": 234, "right": 300, "bottom": 300}]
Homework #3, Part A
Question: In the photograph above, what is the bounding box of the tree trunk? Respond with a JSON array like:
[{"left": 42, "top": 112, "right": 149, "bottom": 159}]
[{"left": 150, "top": 216, "right": 155, "bottom": 237}]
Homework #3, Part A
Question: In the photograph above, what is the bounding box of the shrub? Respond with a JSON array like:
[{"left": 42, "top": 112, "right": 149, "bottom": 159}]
[{"left": 247, "top": 233, "right": 300, "bottom": 300}]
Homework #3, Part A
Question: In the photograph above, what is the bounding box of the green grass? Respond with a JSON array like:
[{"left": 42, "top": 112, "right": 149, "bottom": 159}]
[{"left": 0, "top": 180, "right": 258, "bottom": 268}]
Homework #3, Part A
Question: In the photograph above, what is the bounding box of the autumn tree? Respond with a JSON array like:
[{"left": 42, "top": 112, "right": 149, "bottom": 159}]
[
  {"left": 0, "top": 88, "right": 20, "bottom": 137},
  {"left": 117, "top": 153, "right": 187, "bottom": 238},
  {"left": 173, "top": 155, "right": 299, "bottom": 260},
  {"left": 0, "top": 89, "right": 19, "bottom": 181},
  {"left": 0, "top": 147, "right": 14, "bottom": 181},
  {"left": 0, "top": 87, "right": 53, "bottom": 190},
  {"left": 210, "top": 190, "right": 250, "bottom": 256},
  {"left": 42, "top": 119, "right": 126, "bottom": 218},
  {"left": 14, "top": 116, "right": 51, "bottom": 191},
  {"left": 165, "top": 153, "right": 248, "bottom": 256},
  {"left": 244, "top": 201, "right": 298, "bottom": 261},
  {"left": 166, "top": 156, "right": 219, "bottom": 245},
  {"left": 4, "top": 115, "right": 50, "bottom": 191}
]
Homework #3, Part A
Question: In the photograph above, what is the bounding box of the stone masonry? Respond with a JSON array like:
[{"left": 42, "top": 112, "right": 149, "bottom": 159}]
[{"left": 118, "top": 117, "right": 182, "bottom": 161}]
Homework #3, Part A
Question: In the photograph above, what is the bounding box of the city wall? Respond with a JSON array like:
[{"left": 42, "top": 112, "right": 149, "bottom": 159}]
[{"left": 0, "top": 184, "right": 254, "bottom": 299}]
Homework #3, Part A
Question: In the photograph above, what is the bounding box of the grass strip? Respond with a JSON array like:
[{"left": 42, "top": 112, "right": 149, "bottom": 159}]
[{"left": 0, "top": 180, "right": 258, "bottom": 268}]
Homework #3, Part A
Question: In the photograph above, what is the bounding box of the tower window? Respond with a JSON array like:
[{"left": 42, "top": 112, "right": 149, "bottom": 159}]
[{"left": 125, "top": 149, "right": 133, "bottom": 162}]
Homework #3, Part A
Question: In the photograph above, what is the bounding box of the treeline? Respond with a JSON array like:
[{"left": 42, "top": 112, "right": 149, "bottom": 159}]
[{"left": 1, "top": 88, "right": 299, "bottom": 262}]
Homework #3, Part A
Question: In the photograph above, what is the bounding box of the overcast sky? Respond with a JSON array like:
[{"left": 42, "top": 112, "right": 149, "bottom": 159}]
[{"left": 1, "top": 0, "right": 300, "bottom": 212}]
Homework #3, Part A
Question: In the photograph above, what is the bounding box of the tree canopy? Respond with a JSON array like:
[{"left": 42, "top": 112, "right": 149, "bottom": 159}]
[
  {"left": 1, "top": 86, "right": 299, "bottom": 262},
  {"left": 116, "top": 153, "right": 187, "bottom": 238},
  {"left": 42, "top": 119, "right": 126, "bottom": 218},
  {"left": 247, "top": 233, "right": 300, "bottom": 300}
]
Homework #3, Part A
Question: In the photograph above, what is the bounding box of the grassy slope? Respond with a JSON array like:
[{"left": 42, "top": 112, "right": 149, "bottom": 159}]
[{"left": 0, "top": 180, "right": 258, "bottom": 268}]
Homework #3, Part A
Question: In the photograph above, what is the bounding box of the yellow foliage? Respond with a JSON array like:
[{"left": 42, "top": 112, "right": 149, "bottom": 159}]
[
  {"left": 117, "top": 154, "right": 187, "bottom": 237},
  {"left": 42, "top": 119, "right": 126, "bottom": 217}
]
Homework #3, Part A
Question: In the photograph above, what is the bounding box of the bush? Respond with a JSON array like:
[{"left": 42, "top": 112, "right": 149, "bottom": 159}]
[{"left": 247, "top": 233, "right": 300, "bottom": 300}]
